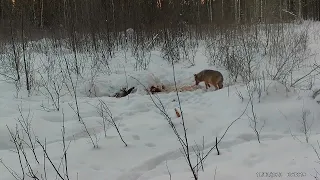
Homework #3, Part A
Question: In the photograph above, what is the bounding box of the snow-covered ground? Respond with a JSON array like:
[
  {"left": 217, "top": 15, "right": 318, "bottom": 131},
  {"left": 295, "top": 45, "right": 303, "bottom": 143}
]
[{"left": 1, "top": 21, "right": 320, "bottom": 180}]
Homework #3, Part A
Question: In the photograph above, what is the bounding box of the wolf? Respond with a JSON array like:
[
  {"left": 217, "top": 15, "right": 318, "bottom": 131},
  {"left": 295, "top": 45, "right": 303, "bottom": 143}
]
[{"left": 194, "top": 69, "right": 224, "bottom": 90}]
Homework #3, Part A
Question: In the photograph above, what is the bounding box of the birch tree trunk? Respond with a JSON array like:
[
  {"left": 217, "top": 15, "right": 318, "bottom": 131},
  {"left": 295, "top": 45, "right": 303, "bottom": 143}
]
[
  {"left": 209, "top": 0, "right": 213, "bottom": 23},
  {"left": 298, "top": 0, "right": 302, "bottom": 22},
  {"left": 40, "top": 0, "right": 44, "bottom": 28},
  {"left": 235, "top": 0, "right": 238, "bottom": 23},
  {"left": 221, "top": 0, "right": 224, "bottom": 21},
  {"left": 279, "top": 0, "right": 282, "bottom": 21}
]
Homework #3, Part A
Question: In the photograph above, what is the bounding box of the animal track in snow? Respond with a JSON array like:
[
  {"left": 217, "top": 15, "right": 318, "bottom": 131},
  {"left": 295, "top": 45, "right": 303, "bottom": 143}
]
[
  {"left": 117, "top": 137, "right": 246, "bottom": 180},
  {"left": 237, "top": 133, "right": 283, "bottom": 142},
  {"left": 243, "top": 153, "right": 264, "bottom": 167},
  {"left": 149, "top": 127, "right": 156, "bottom": 131},
  {"left": 90, "top": 164, "right": 102, "bottom": 171},
  {"left": 118, "top": 123, "right": 126, "bottom": 127},
  {"left": 117, "top": 134, "right": 285, "bottom": 180},
  {"left": 145, "top": 142, "right": 156, "bottom": 148},
  {"left": 132, "top": 135, "right": 140, "bottom": 140}
]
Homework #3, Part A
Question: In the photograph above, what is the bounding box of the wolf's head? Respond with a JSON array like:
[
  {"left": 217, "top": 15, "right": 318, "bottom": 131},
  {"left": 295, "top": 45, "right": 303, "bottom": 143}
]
[{"left": 194, "top": 74, "right": 200, "bottom": 85}]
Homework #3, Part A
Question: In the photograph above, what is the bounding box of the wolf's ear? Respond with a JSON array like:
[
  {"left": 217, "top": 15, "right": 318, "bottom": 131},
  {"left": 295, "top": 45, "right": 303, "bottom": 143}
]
[{"left": 194, "top": 74, "right": 197, "bottom": 77}]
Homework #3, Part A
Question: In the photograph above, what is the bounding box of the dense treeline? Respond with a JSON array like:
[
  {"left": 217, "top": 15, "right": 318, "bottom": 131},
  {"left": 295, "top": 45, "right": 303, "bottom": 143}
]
[{"left": 0, "top": 0, "right": 319, "bottom": 40}]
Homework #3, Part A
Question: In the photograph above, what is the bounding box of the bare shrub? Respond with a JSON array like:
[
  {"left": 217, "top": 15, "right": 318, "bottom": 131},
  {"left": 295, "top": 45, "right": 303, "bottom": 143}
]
[
  {"left": 180, "top": 29, "right": 199, "bottom": 66},
  {"left": 204, "top": 27, "right": 234, "bottom": 68},
  {"left": 161, "top": 30, "right": 182, "bottom": 64},
  {"left": 204, "top": 22, "right": 314, "bottom": 91},
  {"left": 204, "top": 25, "right": 259, "bottom": 84},
  {"left": 60, "top": 56, "right": 98, "bottom": 148},
  {"left": 300, "top": 107, "right": 313, "bottom": 143},
  {"left": 38, "top": 55, "right": 65, "bottom": 111},
  {"left": 61, "top": 57, "right": 81, "bottom": 121},
  {"left": 245, "top": 83, "right": 265, "bottom": 143},
  {"left": 281, "top": 105, "right": 313, "bottom": 144},
  {"left": 0, "top": 44, "right": 22, "bottom": 82},
  {"left": 311, "top": 141, "right": 320, "bottom": 179},
  {"left": 96, "top": 99, "right": 127, "bottom": 147},
  {"left": 132, "top": 32, "right": 155, "bottom": 71},
  {"left": 100, "top": 30, "right": 116, "bottom": 61},
  {"left": 260, "top": 23, "right": 272, "bottom": 56},
  {"left": 235, "top": 26, "right": 260, "bottom": 83},
  {"left": 119, "top": 28, "right": 135, "bottom": 62},
  {"left": 265, "top": 22, "right": 311, "bottom": 86},
  {"left": 16, "top": 104, "right": 40, "bottom": 164},
  {"left": 204, "top": 27, "right": 220, "bottom": 66},
  {"left": 0, "top": 30, "right": 37, "bottom": 97},
  {"left": 1, "top": 106, "right": 72, "bottom": 180}
]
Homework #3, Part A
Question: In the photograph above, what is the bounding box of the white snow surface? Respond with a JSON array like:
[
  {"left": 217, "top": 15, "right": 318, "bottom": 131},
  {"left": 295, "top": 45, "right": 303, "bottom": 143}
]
[{"left": 1, "top": 21, "right": 320, "bottom": 180}]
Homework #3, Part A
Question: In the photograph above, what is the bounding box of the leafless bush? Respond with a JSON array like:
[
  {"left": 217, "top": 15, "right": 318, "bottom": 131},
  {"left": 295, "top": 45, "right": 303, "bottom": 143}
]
[
  {"left": 235, "top": 87, "right": 244, "bottom": 102},
  {"left": 8, "top": 22, "right": 21, "bottom": 83},
  {"left": 236, "top": 29, "right": 260, "bottom": 83},
  {"left": 100, "top": 31, "right": 116, "bottom": 61},
  {"left": 265, "top": 22, "right": 311, "bottom": 86},
  {"left": 96, "top": 99, "right": 127, "bottom": 147},
  {"left": 204, "top": 22, "right": 314, "bottom": 90},
  {"left": 205, "top": 28, "right": 235, "bottom": 68},
  {"left": 66, "top": 28, "right": 82, "bottom": 76},
  {"left": 204, "top": 27, "right": 220, "bottom": 66},
  {"left": 0, "top": 44, "right": 22, "bottom": 82},
  {"left": 245, "top": 83, "right": 265, "bottom": 143},
  {"left": 35, "top": 118, "right": 72, "bottom": 180},
  {"left": 161, "top": 30, "right": 182, "bottom": 64},
  {"left": 84, "top": 48, "right": 109, "bottom": 98},
  {"left": 192, "top": 136, "right": 207, "bottom": 175},
  {"left": 261, "top": 23, "right": 272, "bottom": 56},
  {"left": 85, "top": 69, "right": 100, "bottom": 98},
  {"left": 119, "top": 29, "right": 134, "bottom": 62},
  {"left": 204, "top": 25, "right": 259, "bottom": 84},
  {"left": 37, "top": 55, "right": 65, "bottom": 111},
  {"left": 224, "top": 49, "right": 244, "bottom": 83},
  {"left": 312, "top": 85, "right": 320, "bottom": 100},
  {"left": 61, "top": 57, "right": 81, "bottom": 121},
  {"left": 251, "top": 72, "right": 265, "bottom": 103},
  {"left": 300, "top": 107, "right": 313, "bottom": 143},
  {"left": 59, "top": 109, "right": 71, "bottom": 180},
  {"left": 1, "top": 106, "right": 73, "bottom": 180},
  {"left": 165, "top": 160, "right": 172, "bottom": 180},
  {"left": 131, "top": 32, "right": 156, "bottom": 71},
  {"left": 69, "top": 101, "right": 99, "bottom": 148},
  {"left": 16, "top": 104, "right": 40, "bottom": 164},
  {"left": 180, "top": 30, "right": 199, "bottom": 66},
  {"left": 21, "top": 23, "right": 32, "bottom": 96},
  {"left": 0, "top": 105, "right": 40, "bottom": 180},
  {"left": 291, "top": 63, "right": 320, "bottom": 88},
  {"left": 280, "top": 104, "right": 313, "bottom": 144},
  {"left": 60, "top": 56, "right": 98, "bottom": 148},
  {"left": 311, "top": 141, "right": 320, "bottom": 179},
  {"left": 39, "top": 72, "right": 64, "bottom": 111},
  {"left": 0, "top": 25, "right": 37, "bottom": 97},
  {"left": 3, "top": 125, "right": 27, "bottom": 180}
]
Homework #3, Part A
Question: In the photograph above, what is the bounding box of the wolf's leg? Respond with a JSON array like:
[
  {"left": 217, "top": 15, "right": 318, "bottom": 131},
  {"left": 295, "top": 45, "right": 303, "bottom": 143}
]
[
  {"left": 212, "top": 83, "right": 219, "bottom": 91},
  {"left": 218, "top": 81, "right": 223, "bottom": 89},
  {"left": 205, "top": 83, "right": 210, "bottom": 89}
]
